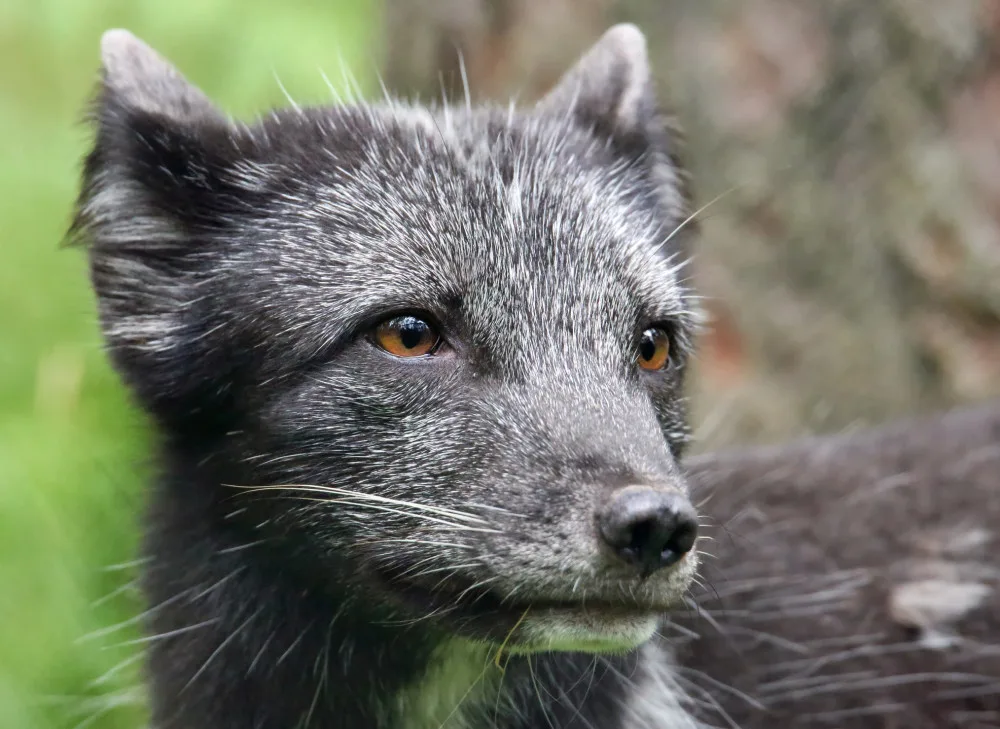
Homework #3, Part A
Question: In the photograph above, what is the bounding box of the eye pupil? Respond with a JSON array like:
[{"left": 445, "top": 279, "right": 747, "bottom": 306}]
[
  {"left": 638, "top": 327, "right": 671, "bottom": 371},
  {"left": 639, "top": 332, "right": 657, "bottom": 362},
  {"left": 373, "top": 315, "right": 441, "bottom": 358},
  {"left": 398, "top": 318, "right": 428, "bottom": 349}
]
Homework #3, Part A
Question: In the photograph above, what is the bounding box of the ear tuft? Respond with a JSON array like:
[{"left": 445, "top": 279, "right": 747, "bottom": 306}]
[{"left": 99, "top": 28, "right": 223, "bottom": 124}]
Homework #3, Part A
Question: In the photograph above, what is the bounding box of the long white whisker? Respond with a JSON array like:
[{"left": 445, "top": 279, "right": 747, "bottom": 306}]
[
  {"left": 659, "top": 183, "right": 742, "bottom": 250},
  {"left": 86, "top": 651, "right": 145, "bottom": 689},
  {"left": 226, "top": 483, "right": 490, "bottom": 524},
  {"left": 359, "top": 537, "right": 474, "bottom": 550},
  {"left": 182, "top": 606, "right": 264, "bottom": 692},
  {"left": 111, "top": 617, "right": 221, "bottom": 648},
  {"left": 259, "top": 493, "right": 503, "bottom": 533}
]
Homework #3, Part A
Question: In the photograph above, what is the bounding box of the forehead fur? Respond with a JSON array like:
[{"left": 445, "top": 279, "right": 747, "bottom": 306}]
[{"left": 218, "top": 102, "right": 697, "bottom": 362}]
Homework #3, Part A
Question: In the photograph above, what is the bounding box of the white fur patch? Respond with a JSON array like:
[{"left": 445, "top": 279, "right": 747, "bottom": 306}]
[{"left": 620, "top": 641, "right": 704, "bottom": 729}]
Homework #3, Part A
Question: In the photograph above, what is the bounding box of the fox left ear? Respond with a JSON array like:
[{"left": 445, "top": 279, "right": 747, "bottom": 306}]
[{"left": 537, "top": 24, "right": 690, "bottom": 234}]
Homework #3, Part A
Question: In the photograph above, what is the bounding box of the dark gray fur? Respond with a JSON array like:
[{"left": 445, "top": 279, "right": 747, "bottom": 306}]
[
  {"left": 71, "top": 26, "right": 708, "bottom": 729},
  {"left": 678, "top": 401, "right": 1000, "bottom": 728}
]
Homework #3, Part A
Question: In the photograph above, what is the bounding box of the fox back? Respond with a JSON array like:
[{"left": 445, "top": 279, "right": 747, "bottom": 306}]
[{"left": 681, "top": 401, "right": 1000, "bottom": 729}]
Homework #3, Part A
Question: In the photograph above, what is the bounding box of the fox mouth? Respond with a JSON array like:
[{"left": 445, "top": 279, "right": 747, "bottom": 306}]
[
  {"left": 397, "top": 578, "right": 665, "bottom": 615},
  {"left": 374, "top": 566, "right": 689, "bottom": 643}
]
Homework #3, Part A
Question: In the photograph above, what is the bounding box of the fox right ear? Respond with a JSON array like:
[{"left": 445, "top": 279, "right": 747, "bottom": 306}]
[
  {"left": 99, "top": 29, "right": 224, "bottom": 124},
  {"left": 71, "top": 31, "right": 244, "bottom": 428}
]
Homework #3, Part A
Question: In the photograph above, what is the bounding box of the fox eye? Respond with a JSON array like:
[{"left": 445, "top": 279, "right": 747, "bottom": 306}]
[
  {"left": 637, "top": 327, "right": 671, "bottom": 371},
  {"left": 372, "top": 315, "right": 443, "bottom": 358}
]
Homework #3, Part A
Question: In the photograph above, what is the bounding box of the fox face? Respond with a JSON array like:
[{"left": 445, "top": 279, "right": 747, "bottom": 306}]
[{"left": 76, "top": 25, "right": 701, "bottom": 654}]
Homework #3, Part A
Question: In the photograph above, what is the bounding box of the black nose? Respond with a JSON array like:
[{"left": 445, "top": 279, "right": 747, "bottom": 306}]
[{"left": 598, "top": 486, "right": 698, "bottom": 577}]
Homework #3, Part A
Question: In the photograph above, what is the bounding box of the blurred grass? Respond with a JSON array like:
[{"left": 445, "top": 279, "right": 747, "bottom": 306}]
[{"left": 0, "top": 1, "right": 378, "bottom": 727}]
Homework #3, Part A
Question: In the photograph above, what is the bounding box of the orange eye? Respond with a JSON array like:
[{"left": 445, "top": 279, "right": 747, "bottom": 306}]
[
  {"left": 637, "top": 327, "right": 671, "bottom": 371},
  {"left": 373, "top": 315, "right": 442, "bottom": 358}
]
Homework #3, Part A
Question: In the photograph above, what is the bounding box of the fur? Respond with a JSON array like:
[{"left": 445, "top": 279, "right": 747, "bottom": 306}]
[{"left": 679, "top": 400, "right": 1000, "bottom": 728}]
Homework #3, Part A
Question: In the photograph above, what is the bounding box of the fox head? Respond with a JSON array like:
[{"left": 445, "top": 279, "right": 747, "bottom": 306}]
[{"left": 74, "top": 24, "right": 701, "bottom": 653}]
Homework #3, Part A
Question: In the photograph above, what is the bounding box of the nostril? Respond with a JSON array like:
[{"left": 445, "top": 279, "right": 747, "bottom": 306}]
[
  {"left": 598, "top": 486, "right": 699, "bottom": 577},
  {"left": 668, "top": 518, "right": 698, "bottom": 554},
  {"left": 625, "top": 519, "right": 653, "bottom": 560},
  {"left": 661, "top": 518, "right": 698, "bottom": 568}
]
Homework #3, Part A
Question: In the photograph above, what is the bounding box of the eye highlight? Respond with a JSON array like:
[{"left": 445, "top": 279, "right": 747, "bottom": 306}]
[
  {"left": 637, "top": 327, "right": 671, "bottom": 372},
  {"left": 372, "top": 315, "right": 443, "bottom": 358}
]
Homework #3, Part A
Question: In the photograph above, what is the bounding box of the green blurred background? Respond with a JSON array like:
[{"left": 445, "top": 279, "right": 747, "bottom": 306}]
[{"left": 0, "top": 2, "right": 378, "bottom": 727}]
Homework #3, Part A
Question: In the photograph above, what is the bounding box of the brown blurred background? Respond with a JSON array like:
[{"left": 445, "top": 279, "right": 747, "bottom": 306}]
[{"left": 382, "top": 0, "right": 1000, "bottom": 451}]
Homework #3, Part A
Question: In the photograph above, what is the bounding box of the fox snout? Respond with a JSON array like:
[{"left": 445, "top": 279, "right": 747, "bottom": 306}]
[{"left": 597, "top": 486, "right": 698, "bottom": 578}]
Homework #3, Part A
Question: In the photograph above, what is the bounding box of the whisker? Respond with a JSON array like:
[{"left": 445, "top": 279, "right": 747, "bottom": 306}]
[
  {"left": 90, "top": 579, "right": 138, "bottom": 609},
  {"left": 86, "top": 651, "right": 145, "bottom": 689},
  {"left": 454, "top": 576, "right": 502, "bottom": 605},
  {"left": 182, "top": 607, "right": 265, "bottom": 692},
  {"left": 232, "top": 491, "right": 500, "bottom": 533},
  {"left": 466, "top": 502, "right": 529, "bottom": 518},
  {"left": 675, "top": 664, "right": 767, "bottom": 710},
  {"left": 655, "top": 619, "right": 701, "bottom": 641},
  {"left": 226, "top": 483, "right": 491, "bottom": 524},
  {"left": 111, "top": 617, "right": 221, "bottom": 648},
  {"left": 358, "top": 537, "right": 474, "bottom": 550},
  {"left": 100, "top": 557, "right": 150, "bottom": 573},
  {"left": 76, "top": 589, "right": 193, "bottom": 643},
  {"left": 405, "top": 562, "right": 481, "bottom": 580},
  {"left": 658, "top": 182, "right": 743, "bottom": 252}
]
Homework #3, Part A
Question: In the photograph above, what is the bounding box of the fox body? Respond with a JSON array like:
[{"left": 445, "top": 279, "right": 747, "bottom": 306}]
[
  {"left": 73, "top": 24, "right": 707, "bottom": 729},
  {"left": 680, "top": 401, "right": 1000, "bottom": 728}
]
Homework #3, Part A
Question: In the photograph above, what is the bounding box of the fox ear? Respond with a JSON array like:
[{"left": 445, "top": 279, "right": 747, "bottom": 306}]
[
  {"left": 71, "top": 31, "right": 244, "bottom": 429},
  {"left": 537, "top": 23, "right": 656, "bottom": 142},
  {"left": 537, "top": 23, "right": 691, "bottom": 239},
  {"left": 99, "top": 29, "right": 223, "bottom": 124},
  {"left": 76, "top": 29, "right": 235, "bottom": 253}
]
